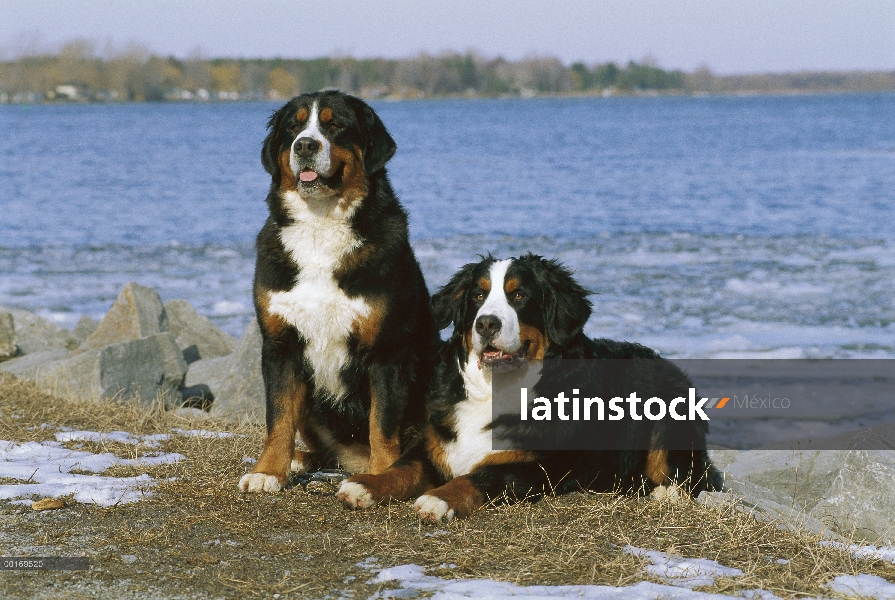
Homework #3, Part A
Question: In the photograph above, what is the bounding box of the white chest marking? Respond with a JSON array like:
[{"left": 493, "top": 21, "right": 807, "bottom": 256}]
[
  {"left": 441, "top": 350, "right": 544, "bottom": 478},
  {"left": 441, "top": 353, "right": 497, "bottom": 477},
  {"left": 267, "top": 205, "right": 370, "bottom": 400}
]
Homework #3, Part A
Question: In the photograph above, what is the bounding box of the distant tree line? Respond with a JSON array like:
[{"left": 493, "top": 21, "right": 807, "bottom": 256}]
[{"left": 1, "top": 40, "right": 893, "bottom": 103}]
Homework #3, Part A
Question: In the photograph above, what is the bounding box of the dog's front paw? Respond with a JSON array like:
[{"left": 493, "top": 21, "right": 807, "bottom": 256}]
[
  {"left": 337, "top": 481, "right": 377, "bottom": 510},
  {"left": 413, "top": 494, "right": 455, "bottom": 524},
  {"left": 649, "top": 484, "right": 683, "bottom": 503},
  {"left": 238, "top": 472, "right": 283, "bottom": 493}
]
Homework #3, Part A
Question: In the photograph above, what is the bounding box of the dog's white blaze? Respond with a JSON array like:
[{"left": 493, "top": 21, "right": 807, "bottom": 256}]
[
  {"left": 290, "top": 101, "right": 333, "bottom": 178},
  {"left": 268, "top": 208, "right": 370, "bottom": 400},
  {"left": 473, "top": 259, "right": 521, "bottom": 354},
  {"left": 440, "top": 352, "right": 497, "bottom": 477}
]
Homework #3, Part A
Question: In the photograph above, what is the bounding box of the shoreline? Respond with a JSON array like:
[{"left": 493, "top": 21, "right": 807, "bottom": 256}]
[{"left": 4, "top": 87, "right": 895, "bottom": 106}]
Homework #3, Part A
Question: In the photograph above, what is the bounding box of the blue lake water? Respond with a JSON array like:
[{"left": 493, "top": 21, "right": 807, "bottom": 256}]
[{"left": 1, "top": 93, "right": 894, "bottom": 358}]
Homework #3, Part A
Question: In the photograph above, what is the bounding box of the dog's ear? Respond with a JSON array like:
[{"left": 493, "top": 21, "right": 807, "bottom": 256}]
[
  {"left": 431, "top": 262, "right": 480, "bottom": 332},
  {"left": 524, "top": 254, "right": 592, "bottom": 348},
  {"left": 261, "top": 103, "right": 292, "bottom": 181},
  {"left": 345, "top": 95, "right": 397, "bottom": 174}
]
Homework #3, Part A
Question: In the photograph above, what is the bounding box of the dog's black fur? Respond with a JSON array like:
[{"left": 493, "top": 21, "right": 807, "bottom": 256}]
[
  {"left": 240, "top": 91, "right": 435, "bottom": 493},
  {"left": 337, "top": 254, "right": 721, "bottom": 521}
]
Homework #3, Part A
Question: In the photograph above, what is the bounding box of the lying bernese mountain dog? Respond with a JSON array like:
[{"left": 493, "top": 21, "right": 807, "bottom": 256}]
[
  {"left": 240, "top": 90, "right": 435, "bottom": 493},
  {"left": 336, "top": 254, "right": 721, "bottom": 522}
]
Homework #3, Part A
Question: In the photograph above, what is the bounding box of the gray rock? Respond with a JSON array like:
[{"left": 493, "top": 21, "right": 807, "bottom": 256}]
[
  {"left": 812, "top": 450, "right": 895, "bottom": 543},
  {"left": 8, "top": 333, "right": 186, "bottom": 407},
  {"left": 698, "top": 491, "right": 840, "bottom": 540},
  {"left": 710, "top": 441, "right": 895, "bottom": 544},
  {"left": 0, "top": 307, "right": 78, "bottom": 353},
  {"left": 78, "top": 283, "right": 168, "bottom": 353},
  {"left": 178, "top": 355, "right": 231, "bottom": 409},
  {"left": 0, "top": 312, "right": 15, "bottom": 360},
  {"left": 164, "top": 299, "right": 236, "bottom": 363},
  {"left": 0, "top": 350, "right": 73, "bottom": 376},
  {"left": 710, "top": 449, "right": 844, "bottom": 511},
  {"left": 208, "top": 320, "right": 264, "bottom": 424},
  {"left": 183, "top": 354, "right": 231, "bottom": 390},
  {"left": 70, "top": 315, "right": 100, "bottom": 345}
]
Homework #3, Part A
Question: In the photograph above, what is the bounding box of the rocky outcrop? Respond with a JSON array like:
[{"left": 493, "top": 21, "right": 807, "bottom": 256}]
[
  {"left": 77, "top": 282, "right": 169, "bottom": 353},
  {"left": 707, "top": 426, "right": 895, "bottom": 544},
  {"left": 1, "top": 285, "right": 260, "bottom": 419},
  {"left": 3, "top": 333, "right": 186, "bottom": 406},
  {"left": 70, "top": 315, "right": 99, "bottom": 345},
  {"left": 0, "top": 350, "right": 73, "bottom": 377},
  {"left": 164, "top": 299, "right": 236, "bottom": 363},
  {"left": 0, "top": 308, "right": 78, "bottom": 353},
  {"left": 174, "top": 320, "right": 264, "bottom": 422},
  {"left": 206, "top": 320, "right": 264, "bottom": 425},
  {"left": 0, "top": 284, "right": 217, "bottom": 406},
  {"left": 0, "top": 312, "right": 15, "bottom": 360},
  {"left": 814, "top": 449, "right": 895, "bottom": 544}
]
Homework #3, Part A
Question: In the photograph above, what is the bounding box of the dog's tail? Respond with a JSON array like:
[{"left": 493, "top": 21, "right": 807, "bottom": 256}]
[{"left": 705, "top": 462, "right": 725, "bottom": 493}]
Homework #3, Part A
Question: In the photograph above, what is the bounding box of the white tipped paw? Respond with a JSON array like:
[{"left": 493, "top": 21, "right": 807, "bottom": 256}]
[
  {"left": 337, "top": 481, "right": 376, "bottom": 510},
  {"left": 650, "top": 484, "right": 683, "bottom": 503},
  {"left": 238, "top": 473, "right": 282, "bottom": 493},
  {"left": 413, "top": 494, "right": 455, "bottom": 523}
]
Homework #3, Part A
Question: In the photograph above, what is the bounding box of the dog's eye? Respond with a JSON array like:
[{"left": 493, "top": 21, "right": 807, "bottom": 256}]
[
  {"left": 513, "top": 292, "right": 525, "bottom": 301},
  {"left": 474, "top": 293, "right": 485, "bottom": 302},
  {"left": 327, "top": 122, "right": 340, "bottom": 131},
  {"left": 288, "top": 123, "right": 302, "bottom": 133}
]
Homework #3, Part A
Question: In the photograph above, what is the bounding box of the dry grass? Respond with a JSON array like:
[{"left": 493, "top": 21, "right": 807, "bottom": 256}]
[{"left": 1, "top": 372, "right": 894, "bottom": 598}]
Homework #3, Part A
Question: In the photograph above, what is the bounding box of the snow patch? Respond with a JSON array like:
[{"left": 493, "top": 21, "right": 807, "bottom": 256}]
[
  {"left": 624, "top": 546, "right": 743, "bottom": 588},
  {"left": 820, "top": 541, "right": 895, "bottom": 563},
  {"left": 0, "top": 436, "right": 183, "bottom": 506},
  {"left": 171, "top": 428, "right": 237, "bottom": 439},
  {"left": 366, "top": 562, "right": 778, "bottom": 599},
  {"left": 55, "top": 430, "right": 170, "bottom": 448},
  {"left": 828, "top": 574, "right": 895, "bottom": 599}
]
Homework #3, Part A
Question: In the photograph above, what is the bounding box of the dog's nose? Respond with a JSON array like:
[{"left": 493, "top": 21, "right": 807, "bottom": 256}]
[
  {"left": 475, "top": 314, "right": 501, "bottom": 340},
  {"left": 294, "top": 137, "right": 319, "bottom": 157}
]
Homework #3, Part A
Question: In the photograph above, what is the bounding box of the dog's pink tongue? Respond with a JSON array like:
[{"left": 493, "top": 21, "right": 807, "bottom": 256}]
[{"left": 299, "top": 170, "right": 318, "bottom": 182}]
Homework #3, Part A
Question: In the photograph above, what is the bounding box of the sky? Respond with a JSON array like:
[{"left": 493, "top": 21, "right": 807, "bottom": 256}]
[{"left": 2, "top": 0, "right": 894, "bottom": 74}]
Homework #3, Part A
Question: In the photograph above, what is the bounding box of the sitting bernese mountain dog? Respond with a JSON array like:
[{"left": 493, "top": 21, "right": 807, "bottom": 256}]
[
  {"left": 336, "top": 254, "right": 721, "bottom": 522},
  {"left": 240, "top": 90, "right": 435, "bottom": 493}
]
